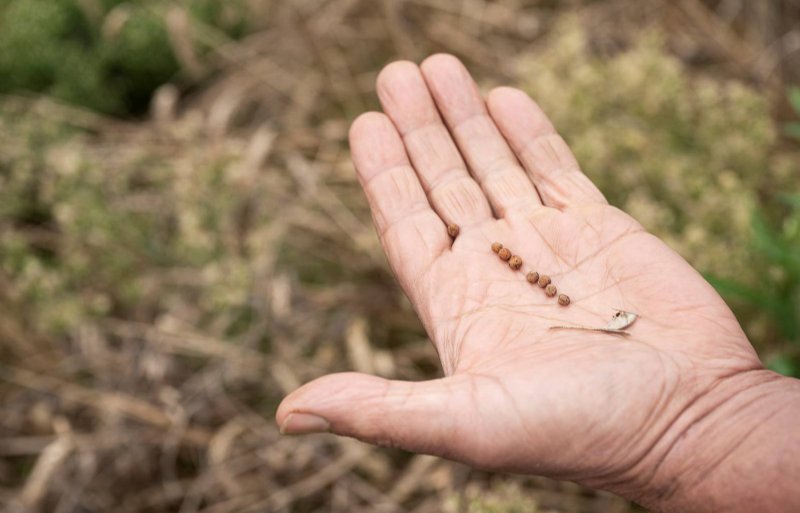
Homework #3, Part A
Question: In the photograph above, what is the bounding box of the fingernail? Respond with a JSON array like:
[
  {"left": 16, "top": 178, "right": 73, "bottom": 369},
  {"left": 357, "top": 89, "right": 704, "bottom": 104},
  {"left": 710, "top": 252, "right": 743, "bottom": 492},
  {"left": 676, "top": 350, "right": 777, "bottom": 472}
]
[{"left": 279, "top": 413, "right": 330, "bottom": 435}]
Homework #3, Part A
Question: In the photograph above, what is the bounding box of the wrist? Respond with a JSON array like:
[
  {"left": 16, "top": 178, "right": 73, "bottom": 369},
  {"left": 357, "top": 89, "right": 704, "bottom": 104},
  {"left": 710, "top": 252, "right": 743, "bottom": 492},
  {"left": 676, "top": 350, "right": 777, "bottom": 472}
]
[{"left": 634, "top": 369, "right": 800, "bottom": 512}]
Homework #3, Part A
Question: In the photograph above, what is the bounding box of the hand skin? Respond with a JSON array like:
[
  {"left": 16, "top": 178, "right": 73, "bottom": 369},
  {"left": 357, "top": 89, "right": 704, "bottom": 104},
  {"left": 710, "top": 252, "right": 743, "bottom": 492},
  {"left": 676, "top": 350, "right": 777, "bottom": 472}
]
[{"left": 275, "top": 54, "right": 800, "bottom": 512}]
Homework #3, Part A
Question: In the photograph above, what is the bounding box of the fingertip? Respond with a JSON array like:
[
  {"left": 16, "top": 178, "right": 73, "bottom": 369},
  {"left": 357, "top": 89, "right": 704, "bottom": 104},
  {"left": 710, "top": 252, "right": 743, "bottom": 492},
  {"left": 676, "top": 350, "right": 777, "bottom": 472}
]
[
  {"left": 487, "top": 85, "right": 524, "bottom": 98},
  {"left": 420, "top": 52, "right": 463, "bottom": 74},
  {"left": 348, "top": 112, "right": 408, "bottom": 182},
  {"left": 275, "top": 392, "right": 297, "bottom": 428},
  {"left": 279, "top": 412, "right": 331, "bottom": 436},
  {"left": 349, "top": 111, "right": 391, "bottom": 142},
  {"left": 486, "top": 86, "right": 529, "bottom": 113},
  {"left": 276, "top": 372, "right": 391, "bottom": 434},
  {"left": 375, "top": 60, "right": 438, "bottom": 134},
  {"left": 419, "top": 53, "right": 480, "bottom": 117},
  {"left": 276, "top": 372, "right": 465, "bottom": 456},
  {"left": 276, "top": 371, "right": 375, "bottom": 412},
  {"left": 376, "top": 60, "right": 422, "bottom": 95}
]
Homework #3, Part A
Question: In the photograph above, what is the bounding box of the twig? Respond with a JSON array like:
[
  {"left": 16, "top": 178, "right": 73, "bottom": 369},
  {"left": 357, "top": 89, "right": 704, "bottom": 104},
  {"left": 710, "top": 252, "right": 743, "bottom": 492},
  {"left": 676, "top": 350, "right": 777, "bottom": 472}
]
[
  {"left": 0, "top": 365, "right": 212, "bottom": 447},
  {"left": 548, "top": 326, "right": 631, "bottom": 336}
]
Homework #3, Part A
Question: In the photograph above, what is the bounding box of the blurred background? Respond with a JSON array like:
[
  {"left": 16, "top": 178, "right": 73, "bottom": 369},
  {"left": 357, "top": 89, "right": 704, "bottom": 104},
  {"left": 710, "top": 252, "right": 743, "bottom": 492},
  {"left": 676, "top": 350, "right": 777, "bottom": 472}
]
[{"left": 0, "top": 0, "right": 799, "bottom": 511}]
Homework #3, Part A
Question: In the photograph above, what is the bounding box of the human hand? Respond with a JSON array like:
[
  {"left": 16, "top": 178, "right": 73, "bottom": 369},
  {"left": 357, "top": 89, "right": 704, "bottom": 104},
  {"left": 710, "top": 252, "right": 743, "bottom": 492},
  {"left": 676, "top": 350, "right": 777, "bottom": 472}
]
[{"left": 276, "top": 55, "right": 781, "bottom": 509}]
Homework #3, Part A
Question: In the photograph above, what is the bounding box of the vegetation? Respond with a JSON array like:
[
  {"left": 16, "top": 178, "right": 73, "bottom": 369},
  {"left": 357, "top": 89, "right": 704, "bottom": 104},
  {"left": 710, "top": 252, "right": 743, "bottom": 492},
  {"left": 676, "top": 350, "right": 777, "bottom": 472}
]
[
  {"left": 0, "top": 0, "right": 248, "bottom": 115},
  {"left": 709, "top": 198, "right": 800, "bottom": 376},
  {"left": 520, "top": 22, "right": 776, "bottom": 283},
  {"left": 706, "top": 91, "right": 800, "bottom": 376},
  {"left": 0, "top": 1, "right": 797, "bottom": 511}
]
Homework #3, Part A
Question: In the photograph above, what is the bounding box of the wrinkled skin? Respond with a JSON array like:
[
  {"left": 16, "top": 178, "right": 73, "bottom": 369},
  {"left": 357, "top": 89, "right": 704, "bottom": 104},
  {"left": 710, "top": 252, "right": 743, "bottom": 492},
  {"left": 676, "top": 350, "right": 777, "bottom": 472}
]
[{"left": 276, "top": 55, "right": 763, "bottom": 501}]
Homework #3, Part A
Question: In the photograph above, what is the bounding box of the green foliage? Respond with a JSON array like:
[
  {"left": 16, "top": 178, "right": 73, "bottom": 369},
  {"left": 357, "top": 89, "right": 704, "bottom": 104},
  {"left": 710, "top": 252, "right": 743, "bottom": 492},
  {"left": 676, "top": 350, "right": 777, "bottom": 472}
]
[
  {"left": 708, "top": 197, "right": 800, "bottom": 376},
  {"left": 705, "top": 88, "right": 800, "bottom": 376},
  {"left": 784, "top": 86, "right": 800, "bottom": 139},
  {"left": 0, "top": 0, "right": 250, "bottom": 115}
]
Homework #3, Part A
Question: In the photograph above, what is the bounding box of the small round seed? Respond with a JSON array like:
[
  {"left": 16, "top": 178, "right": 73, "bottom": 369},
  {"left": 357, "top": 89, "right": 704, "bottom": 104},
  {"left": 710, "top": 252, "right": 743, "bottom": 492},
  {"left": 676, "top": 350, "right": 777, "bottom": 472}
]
[
  {"left": 498, "top": 248, "right": 511, "bottom": 261},
  {"left": 491, "top": 242, "right": 503, "bottom": 253},
  {"left": 526, "top": 271, "right": 540, "bottom": 284},
  {"left": 508, "top": 255, "right": 522, "bottom": 270},
  {"left": 537, "top": 275, "right": 551, "bottom": 288},
  {"left": 545, "top": 283, "right": 557, "bottom": 297},
  {"left": 447, "top": 224, "right": 460, "bottom": 238},
  {"left": 558, "top": 294, "right": 570, "bottom": 306}
]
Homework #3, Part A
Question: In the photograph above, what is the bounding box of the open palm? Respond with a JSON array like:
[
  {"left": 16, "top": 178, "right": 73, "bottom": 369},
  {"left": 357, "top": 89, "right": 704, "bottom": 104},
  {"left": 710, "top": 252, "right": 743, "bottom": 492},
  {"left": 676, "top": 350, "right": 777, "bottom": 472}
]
[{"left": 276, "top": 55, "right": 763, "bottom": 497}]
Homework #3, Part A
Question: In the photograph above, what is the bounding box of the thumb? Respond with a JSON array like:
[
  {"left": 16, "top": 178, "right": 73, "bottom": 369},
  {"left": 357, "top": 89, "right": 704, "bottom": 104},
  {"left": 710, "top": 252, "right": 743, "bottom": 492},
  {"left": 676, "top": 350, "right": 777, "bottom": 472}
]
[{"left": 276, "top": 372, "right": 466, "bottom": 457}]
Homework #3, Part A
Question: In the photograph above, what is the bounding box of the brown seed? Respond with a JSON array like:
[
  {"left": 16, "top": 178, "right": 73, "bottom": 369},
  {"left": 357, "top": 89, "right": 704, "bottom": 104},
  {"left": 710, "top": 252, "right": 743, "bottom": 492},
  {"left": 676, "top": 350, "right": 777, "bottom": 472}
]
[
  {"left": 537, "top": 275, "right": 551, "bottom": 288},
  {"left": 558, "top": 294, "right": 570, "bottom": 306},
  {"left": 545, "top": 283, "right": 557, "bottom": 297},
  {"left": 508, "top": 255, "right": 522, "bottom": 270},
  {"left": 447, "top": 224, "right": 460, "bottom": 238},
  {"left": 498, "top": 248, "right": 511, "bottom": 261},
  {"left": 526, "top": 271, "right": 540, "bottom": 284},
  {"left": 491, "top": 242, "right": 503, "bottom": 253}
]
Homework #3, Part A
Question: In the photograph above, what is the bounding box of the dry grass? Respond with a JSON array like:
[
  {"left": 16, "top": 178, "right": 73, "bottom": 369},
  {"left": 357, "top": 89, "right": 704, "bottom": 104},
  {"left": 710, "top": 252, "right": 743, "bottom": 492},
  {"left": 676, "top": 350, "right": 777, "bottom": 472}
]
[{"left": 0, "top": 1, "right": 797, "bottom": 512}]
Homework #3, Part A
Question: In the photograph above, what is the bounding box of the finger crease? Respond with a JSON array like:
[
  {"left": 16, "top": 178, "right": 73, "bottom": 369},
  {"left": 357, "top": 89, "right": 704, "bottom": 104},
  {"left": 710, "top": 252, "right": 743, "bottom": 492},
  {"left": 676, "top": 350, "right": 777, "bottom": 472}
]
[
  {"left": 450, "top": 111, "right": 491, "bottom": 134},
  {"left": 362, "top": 163, "right": 416, "bottom": 188},
  {"left": 426, "top": 167, "right": 471, "bottom": 191},
  {"left": 378, "top": 205, "right": 434, "bottom": 238}
]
